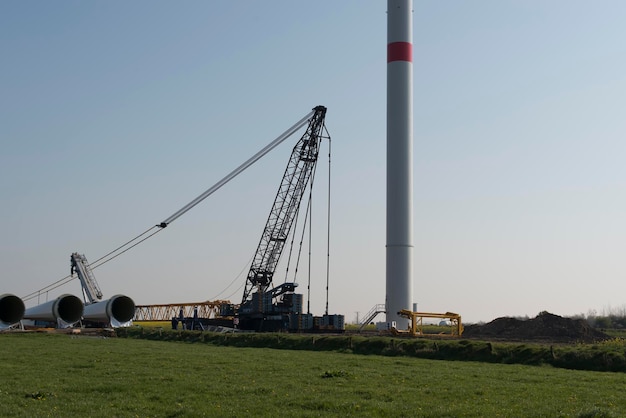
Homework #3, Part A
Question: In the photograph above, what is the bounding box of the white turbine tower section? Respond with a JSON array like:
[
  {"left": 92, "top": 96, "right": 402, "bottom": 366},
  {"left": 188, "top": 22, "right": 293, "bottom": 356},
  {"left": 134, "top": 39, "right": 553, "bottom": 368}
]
[
  {"left": 386, "top": 0, "right": 413, "bottom": 328},
  {"left": 0, "top": 294, "right": 25, "bottom": 329}
]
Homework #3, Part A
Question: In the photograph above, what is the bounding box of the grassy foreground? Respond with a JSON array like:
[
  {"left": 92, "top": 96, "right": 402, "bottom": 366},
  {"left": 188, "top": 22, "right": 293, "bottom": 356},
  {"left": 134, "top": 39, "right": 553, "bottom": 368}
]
[
  {"left": 120, "top": 327, "right": 626, "bottom": 373},
  {"left": 1, "top": 332, "right": 626, "bottom": 417}
]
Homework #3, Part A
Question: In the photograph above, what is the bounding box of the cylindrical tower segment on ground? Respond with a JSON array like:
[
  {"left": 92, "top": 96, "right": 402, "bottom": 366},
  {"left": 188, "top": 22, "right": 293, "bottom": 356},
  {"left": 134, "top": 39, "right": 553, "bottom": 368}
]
[
  {"left": 23, "top": 294, "right": 84, "bottom": 325},
  {"left": 83, "top": 294, "right": 136, "bottom": 327},
  {"left": 0, "top": 294, "right": 25, "bottom": 326}
]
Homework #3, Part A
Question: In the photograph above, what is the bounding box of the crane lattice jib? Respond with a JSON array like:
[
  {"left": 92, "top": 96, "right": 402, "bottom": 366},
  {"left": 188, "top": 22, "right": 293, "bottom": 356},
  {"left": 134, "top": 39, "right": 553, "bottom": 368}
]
[{"left": 242, "top": 106, "right": 327, "bottom": 303}]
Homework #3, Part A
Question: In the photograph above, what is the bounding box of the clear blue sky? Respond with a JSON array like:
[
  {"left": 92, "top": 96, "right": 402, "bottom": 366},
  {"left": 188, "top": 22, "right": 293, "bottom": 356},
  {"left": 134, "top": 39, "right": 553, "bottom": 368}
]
[{"left": 2, "top": 1, "right": 625, "bottom": 323}]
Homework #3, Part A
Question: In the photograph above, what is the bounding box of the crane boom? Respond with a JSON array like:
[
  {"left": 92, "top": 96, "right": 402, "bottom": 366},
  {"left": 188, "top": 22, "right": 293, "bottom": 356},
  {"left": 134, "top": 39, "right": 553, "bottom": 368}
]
[
  {"left": 70, "top": 252, "right": 103, "bottom": 304},
  {"left": 242, "top": 105, "right": 328, "bottom": 303},
  {"left": 159, "top": 108, "right": 317, "bottom": 227}
]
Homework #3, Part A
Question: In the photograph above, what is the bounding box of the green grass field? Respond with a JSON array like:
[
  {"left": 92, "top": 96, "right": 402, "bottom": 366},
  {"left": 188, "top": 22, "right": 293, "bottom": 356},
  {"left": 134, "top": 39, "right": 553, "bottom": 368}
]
[{"left": 1, "top": 332, "right": 625, "bottom": 417}]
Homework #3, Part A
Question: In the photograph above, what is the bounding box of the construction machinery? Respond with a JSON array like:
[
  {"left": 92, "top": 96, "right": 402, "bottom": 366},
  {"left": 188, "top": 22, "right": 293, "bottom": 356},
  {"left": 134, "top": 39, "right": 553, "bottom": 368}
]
[
  {"left": 134, "top": 300, "right": 232, "bottom": 331},
  {"left": 232, "top": 106, "right": 343, "bottom": 332},
  {"left": 134, "top": 300, "right": 228, "bottom": 322},
  {"left": 130, "top": 106, "right": 343, "bottom": 332},
  {"left": 71, "top": 253, "right": 103, "bottom": 304},
  {"left": 70, "top": 252, "right": 136, "bottom": 327},
  {"left": 392, "top": 309, "right": 463, "bottom": 337},
  {"left": 14, "top": 107, "right": 342, "bottom": 332}
]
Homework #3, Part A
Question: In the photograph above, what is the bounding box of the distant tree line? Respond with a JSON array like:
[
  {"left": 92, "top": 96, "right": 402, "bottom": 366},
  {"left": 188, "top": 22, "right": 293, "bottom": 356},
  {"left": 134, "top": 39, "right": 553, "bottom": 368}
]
[{"left": 571, "top": 305, "right": 626, "bottom": 329}]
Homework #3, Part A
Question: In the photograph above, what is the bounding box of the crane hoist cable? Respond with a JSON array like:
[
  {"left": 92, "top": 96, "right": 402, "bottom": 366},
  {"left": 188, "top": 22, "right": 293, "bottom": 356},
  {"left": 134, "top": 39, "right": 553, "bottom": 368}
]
[
  {"left": 89, "top": 227, "right": 164, "bottom": 270},
  {"left": 23, "top": 227, "right": 163, "bottom": 301},
  {"left": 209, "top": 254, "right": 254, "bottom": 300},
  {"left": 325, "top": 136, "right": 332, "bottom": 316},
  {"left": 22, "top": 107, "right": 320, "bottom": 301},
  {"left": 89, "top": 226, "right": 160, "bottom": 267},
  {"left": 21, "top": 275, "right": 74, "bottom": 302},
  {"left": 158, "top": 108, "right": 316, "bottom": 227}
]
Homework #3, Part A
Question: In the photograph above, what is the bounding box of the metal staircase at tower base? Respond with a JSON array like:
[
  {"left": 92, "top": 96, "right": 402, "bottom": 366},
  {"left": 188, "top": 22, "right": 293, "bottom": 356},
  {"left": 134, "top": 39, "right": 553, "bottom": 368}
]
[{"left": 358, "top": 304, "right": 386, "bottom": 332}]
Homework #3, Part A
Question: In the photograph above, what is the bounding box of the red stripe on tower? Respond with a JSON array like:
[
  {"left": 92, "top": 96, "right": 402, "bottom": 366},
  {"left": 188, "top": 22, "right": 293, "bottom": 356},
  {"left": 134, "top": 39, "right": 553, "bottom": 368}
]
[{"left": 387, "top": 41, "right": 412, "bottom": 63}]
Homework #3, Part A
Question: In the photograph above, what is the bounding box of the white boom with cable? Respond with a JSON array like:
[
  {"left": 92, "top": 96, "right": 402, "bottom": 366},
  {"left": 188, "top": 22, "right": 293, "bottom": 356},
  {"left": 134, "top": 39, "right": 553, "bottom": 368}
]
[{"left": 158, "top": 109, "right": 316, "bottom": 227}]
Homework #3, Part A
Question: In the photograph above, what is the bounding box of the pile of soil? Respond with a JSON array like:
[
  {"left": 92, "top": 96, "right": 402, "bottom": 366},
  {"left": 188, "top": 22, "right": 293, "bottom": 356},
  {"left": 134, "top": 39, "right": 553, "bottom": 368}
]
[{"left": 463, "top": 311, "right": 611, "bottom": 342}]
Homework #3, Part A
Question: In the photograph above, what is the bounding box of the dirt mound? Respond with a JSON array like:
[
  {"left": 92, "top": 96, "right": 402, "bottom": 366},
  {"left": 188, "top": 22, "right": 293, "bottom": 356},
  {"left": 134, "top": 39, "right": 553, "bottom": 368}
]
[{"left": 463, "top": 311, "right": 611, "bottom": 342}]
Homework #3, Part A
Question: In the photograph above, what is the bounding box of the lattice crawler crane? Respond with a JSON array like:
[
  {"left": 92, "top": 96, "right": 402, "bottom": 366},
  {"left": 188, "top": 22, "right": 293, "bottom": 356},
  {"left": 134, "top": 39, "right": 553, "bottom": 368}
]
[{"left": 237, "top": 106, "right": 331, "bottom": 331}]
